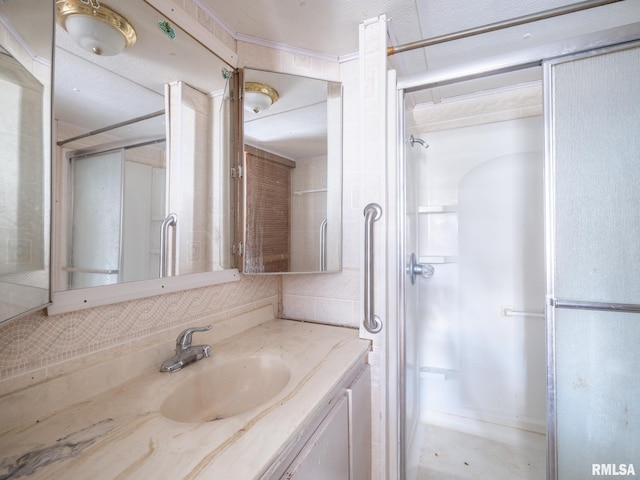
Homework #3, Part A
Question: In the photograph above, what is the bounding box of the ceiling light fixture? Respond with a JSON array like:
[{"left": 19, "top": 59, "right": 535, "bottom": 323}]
[
  {"left": 244, "top": 82, "right": 279, "bottom": 114},
  {"left": 56, "top": 0, "right": 136, "bottom": 56}
]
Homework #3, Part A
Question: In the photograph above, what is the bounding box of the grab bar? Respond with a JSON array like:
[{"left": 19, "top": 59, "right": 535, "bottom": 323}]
[
  {"left": 502, "top": 306, "right": 545, "bottom": 318},
  {"left": 159, "top": 213, "right": 177, "bottom": 277},
  {"left": 363, "top": 203, "right": 383, "bottom": 333},
  {"left": 320, "top": 218, "right": 327, "bottom": 271}
]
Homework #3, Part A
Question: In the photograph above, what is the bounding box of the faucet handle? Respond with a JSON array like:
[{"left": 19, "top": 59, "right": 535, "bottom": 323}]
[{"left": 176, "top": 325, "right": 212, "bottom": 351}]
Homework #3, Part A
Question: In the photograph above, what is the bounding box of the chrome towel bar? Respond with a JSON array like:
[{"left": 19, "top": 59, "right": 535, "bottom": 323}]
[
  {"left": 363, "top": 203, "right": 383, "bottom": 334},
  {"left": 502, "top": 306, "right": 545, "bottom": 318}
]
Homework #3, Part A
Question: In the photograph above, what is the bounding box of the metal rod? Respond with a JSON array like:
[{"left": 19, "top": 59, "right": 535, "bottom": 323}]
[
  {"left": 502, "top": 307, "right": 545, "bottom": 318},
  {"left": 67, "top": 136, "right": 166, "bottom": 160},
  {"left": 552, "top": 299, "right": 640, "bottom": 314},
  {"left": 388, "top": 0, "right": 623, "bottom": 56},
  {"left": 62, "top": 267, "right": 119, "bottom": 274},
  {"left": 293, "top": 188, "right": 328, "bottom": 195},
  {"left": 159, "top": 213, "right": 177, "bottom": 277},
  {"left": 363, "top": 203, "right": 383, "bottom": 334},
  {"left": 58, "top": 110, "right": 165, "bottom": 146}
]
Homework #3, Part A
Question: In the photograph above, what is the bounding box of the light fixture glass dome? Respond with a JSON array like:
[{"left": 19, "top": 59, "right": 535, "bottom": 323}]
[
  {"left": 244, "top": 82, "right": 279, "bottom": 114},
  {"left": 64, "top": 15, "right": 126, "bottom": 56},
  {"left": 56, "top": 0, "right": 136, "bottom": 56}
]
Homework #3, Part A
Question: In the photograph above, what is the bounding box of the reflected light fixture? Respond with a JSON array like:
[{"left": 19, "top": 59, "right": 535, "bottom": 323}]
[
  {"left": 244, "top": 82, "right": 279, "bottom": 114},
  {"left": 56, "top": 0, "right": 137, "bottom": 56}
]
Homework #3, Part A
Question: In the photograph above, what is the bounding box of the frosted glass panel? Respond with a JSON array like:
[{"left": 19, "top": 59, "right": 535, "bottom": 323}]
[
  {"left": 70, "top": 151, "right": 123, "bottom": 288},
  {"left": 556, "top": 308, "right": 640, "bottom": 478},
  {"left": 549, "top": 43, "right": 640, "bottom": 480},
  {"left": 552, "top": 46, "right": 640, "bottom": 304},
  {"left": 122, "top": 161, "right": 153, "bottom": 283}
]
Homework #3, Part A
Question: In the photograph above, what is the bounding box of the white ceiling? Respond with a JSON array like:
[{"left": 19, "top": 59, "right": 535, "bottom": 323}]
[
  {"left": 203, "top": 0, "right": 640, "bottom": 76},
  {"left": 54, "top": 0, "right": 640, "bottom": 154},
  {"left": 243, "top": 69, "right": 335, "bottom": 160},
  {"left": 55, "top": 0, "right": 231, "bottom": 143}
]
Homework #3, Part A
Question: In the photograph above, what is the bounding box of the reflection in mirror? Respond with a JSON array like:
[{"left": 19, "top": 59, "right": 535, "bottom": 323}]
[
  {"left": 53, "top": 0, "right": 236, "bottom": 300},
  {"left": 66, "top": 139, "right": 166, "bottom": 288},
  {"left": 242, "top": 69, "right": 342, "bottom": 274},
  {"left": 0, "top": 1, "right": 53, "bottom": 323}
]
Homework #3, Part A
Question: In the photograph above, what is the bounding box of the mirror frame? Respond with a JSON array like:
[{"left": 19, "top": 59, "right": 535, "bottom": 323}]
[{"left": 48, "top": 0, "right": 241, "bottom": 315}]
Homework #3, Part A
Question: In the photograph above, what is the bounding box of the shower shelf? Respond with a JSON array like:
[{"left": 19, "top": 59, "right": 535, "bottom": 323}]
[
  {"left": 418, "top": 204, "right": 457, "bottom": 214},
  {"left": 420, "top": 366, "right": 458, "bottom": 381},
  {"left": 419, "top": 255, "right": 458, "bottom": 264}
]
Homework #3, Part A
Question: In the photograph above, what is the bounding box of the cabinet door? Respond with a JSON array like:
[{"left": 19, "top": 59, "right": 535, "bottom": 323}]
[
  {"left": 281, "top": 395, "right": 350, "bottom": 480},
  {"left": 350, "top": 365, "right": 372, "bottom": 480}
]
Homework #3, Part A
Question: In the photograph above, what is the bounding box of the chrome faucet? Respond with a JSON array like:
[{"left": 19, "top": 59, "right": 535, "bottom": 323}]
[{"left": 160, "top": 325, "right": 212, "bottom": 373}]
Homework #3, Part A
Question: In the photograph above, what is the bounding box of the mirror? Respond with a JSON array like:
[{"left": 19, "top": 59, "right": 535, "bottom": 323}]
[
  {"left": 241, "top": 69, "right": 342, "bottom": 274},
  {"left": 0, "top": 1, "right": 54, "bottom": 323},
  {"left": 51, "top": 0, "right": 238, "bottom": 312}
]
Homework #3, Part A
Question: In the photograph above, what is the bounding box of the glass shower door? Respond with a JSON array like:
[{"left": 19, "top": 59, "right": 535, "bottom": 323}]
[
  {"left": 403, "top": 129, "right": 423, "bottom": 480},
  {"left": 69, "top": 150, "right": 123, "bottom": 288},
  {"left": 546, "top": 42, "right": 640, "bottom": 479}
]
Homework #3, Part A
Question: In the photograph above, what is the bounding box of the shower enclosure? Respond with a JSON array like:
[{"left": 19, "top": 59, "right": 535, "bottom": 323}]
[
  {"left": 394, "top": 36, "right": 640, "bottom": 480},
  {"left": 401, "top": 80, "right": 547, "bottom": 480},
  {"left": 67, "top": 142, "right": 166, "bottom": 289}
]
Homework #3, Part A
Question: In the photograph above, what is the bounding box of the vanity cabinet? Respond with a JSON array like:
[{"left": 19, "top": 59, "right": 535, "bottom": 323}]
[
  {"left": 283, "top": 395, "right": 350, "bottom": 479},
  {"left": 265, "top": 363, "right": 371, "bottom": 480}
]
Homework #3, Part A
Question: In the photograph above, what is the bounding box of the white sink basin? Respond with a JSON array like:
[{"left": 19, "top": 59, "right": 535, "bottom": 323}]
[{"left": 160, "top": 356, "right": 291, "bottom": 423}]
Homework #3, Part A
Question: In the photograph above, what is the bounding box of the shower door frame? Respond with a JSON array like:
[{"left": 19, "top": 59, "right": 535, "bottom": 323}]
[{"left": 391, "top": 24, "right": 640, "bottom": 480}]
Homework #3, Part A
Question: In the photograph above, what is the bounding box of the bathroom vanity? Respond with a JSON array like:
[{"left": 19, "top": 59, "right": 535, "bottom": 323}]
[{"left": 0, "top": 308, "right": 371, "bottom": 479}]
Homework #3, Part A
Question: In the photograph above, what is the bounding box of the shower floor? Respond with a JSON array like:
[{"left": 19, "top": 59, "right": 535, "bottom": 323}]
[{"left": 417, "top": 422, "right": 546, "bottom": 480}]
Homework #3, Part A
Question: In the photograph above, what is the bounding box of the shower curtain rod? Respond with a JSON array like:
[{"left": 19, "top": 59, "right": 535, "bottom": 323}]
[
  {"left": 58, "top": 110, "right": 165, "bottom": 146},
  {"left": 387, "top": 0, "right": 624, "bottom": 56}
]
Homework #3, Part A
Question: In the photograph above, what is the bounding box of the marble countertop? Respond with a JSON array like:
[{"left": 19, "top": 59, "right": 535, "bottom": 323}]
[{"left": 0, "top": 319, "right": 370, "bottom": 479}]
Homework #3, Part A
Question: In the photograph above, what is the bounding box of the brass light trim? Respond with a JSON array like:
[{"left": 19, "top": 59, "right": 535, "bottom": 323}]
[
  {"left": 245, "top": 82, "right": 279, "bottom": 105},
  {"left": 56, "top": 0, "right": 137, "bottom": 51}
]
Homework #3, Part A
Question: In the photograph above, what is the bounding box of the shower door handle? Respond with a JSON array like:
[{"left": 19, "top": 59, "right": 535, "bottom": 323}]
[
  {"left": 363, "top": 203, "right": 383, "bottom": 334},
  {"left": 159, "top": 213, "right": 177, "bottom": 278},
  {"left": 408, "top": 253, "right": 434, "bottom": 285}
]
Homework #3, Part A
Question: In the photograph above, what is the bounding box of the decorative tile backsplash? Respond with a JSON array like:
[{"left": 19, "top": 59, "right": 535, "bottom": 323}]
[{"left": 0, "top": 275, "right": 278, "bottom": 387}]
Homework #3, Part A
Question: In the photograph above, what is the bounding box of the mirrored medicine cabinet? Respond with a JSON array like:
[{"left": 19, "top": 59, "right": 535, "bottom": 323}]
[
  {"left": 48, "top": 0, "right": 240, "bottom": 314},
  {"left": 0, "top": 0, "right": 344, "bottom": 322},
  {"left": 239, "top": 68, "right": 343, "bottom": 274},
  {"left": 0, "top": 0, "right": 54, "bottom": 324}
]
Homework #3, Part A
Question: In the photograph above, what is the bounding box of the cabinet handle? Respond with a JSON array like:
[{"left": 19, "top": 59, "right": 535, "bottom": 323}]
[{"left": 363, "top": 203, "right": 383, "bottom": 334}]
